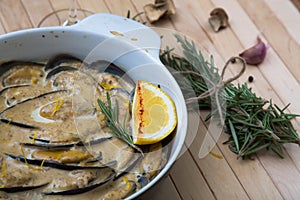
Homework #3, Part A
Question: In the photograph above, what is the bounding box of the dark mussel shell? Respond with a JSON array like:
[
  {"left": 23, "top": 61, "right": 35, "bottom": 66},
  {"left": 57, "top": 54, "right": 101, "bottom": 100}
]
[
  {"left": 5, "top": 153, "right": 117, "bottom": 170},
  {"left": 44, "top": 171, "right": 115, "bottom": 195},
  {"left": 22, "top": 136, "right": 113, "bottom": 150},
  {"left": 0, "top": 89, "right": 67, "bottom": 114},
  {"left": 114, "top": 154, "right": 143, "bottom": 181},
  {"left": 0, "top": 61, "right": 45, "bottom": 88},
  {"left": 20, "top": 142, "right": 77, "bottom": 150},
  {"left": 0, "top": 90, "right": 68, "bottom": 130},
  {"left": 0, "top": 84, "right": 31, "bottom": 96},
  {"left": 0, "top": 118, "right": 37, "bottom": 129},
  {"left": 45, "top": 66, "right": 78, "bottom": 80},
  {"left": 45, "top": 54, "right": 86, "bottom": 80},
  {"left": 137, "top": 174, "right": 150, "bottom": 188},
  {"left": 0, "top": 183, "right": 49, "bottom": 193},
  {"left": 89, "top": 60, "right": 135, "bottom": 87},
  {"left": 45, "top": 54, "right": 82, "bottom": 71},
  {"left": 3, "top": 85, "right": 57, "bottom": 108},
  {"left": 88, "top": 60, "right": 121, "bottom": 75},
  {"left": 101, "top": 180, "right": 137, "bottom": 199},
  {"left": 104, "top": 63, "right": 127, "bottom": 78}
]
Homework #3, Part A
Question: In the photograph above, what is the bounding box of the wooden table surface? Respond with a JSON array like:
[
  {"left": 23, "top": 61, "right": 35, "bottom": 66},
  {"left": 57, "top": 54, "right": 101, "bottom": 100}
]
[{"left": 1, "top": 0, "right": 300, "bottom": 199}]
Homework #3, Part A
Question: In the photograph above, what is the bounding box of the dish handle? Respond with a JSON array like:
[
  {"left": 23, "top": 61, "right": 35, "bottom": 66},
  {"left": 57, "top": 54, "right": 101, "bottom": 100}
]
[{"left": 71, "top": 13, "right": 161, "bottom": 61}]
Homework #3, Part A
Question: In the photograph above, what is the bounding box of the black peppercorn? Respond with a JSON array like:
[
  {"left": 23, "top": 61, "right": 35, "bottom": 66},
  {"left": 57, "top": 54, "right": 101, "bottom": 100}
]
[{"left": 248, "top": 75, "right": 254, "bottom": 83}]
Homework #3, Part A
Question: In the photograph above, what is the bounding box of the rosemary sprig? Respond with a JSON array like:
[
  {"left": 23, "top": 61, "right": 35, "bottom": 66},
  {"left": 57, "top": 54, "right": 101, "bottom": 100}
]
[
  {"left": 97, "top": 92, "right": 143, "bottom": 154},
  {"left": 160, "top": 35, "right": 300, "bottom": 159}
]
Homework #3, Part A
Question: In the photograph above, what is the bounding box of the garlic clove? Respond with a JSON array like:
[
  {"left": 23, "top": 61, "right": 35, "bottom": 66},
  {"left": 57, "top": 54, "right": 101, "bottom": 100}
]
[{"left": 239, "top": 37, "right": 267, "bottom": 65}]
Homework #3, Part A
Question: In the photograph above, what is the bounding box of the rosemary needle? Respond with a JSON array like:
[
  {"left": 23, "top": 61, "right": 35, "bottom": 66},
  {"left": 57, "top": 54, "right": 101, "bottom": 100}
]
[
  {"left": 160, "top": 34, "right": 300, "bottom": 159},
  {"left": 97, "top": 92, "right": 143, "bottom": 154}
]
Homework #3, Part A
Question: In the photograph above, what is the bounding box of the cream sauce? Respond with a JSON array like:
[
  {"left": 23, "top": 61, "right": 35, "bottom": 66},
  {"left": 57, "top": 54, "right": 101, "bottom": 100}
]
[{"left": 0, "top": 58, "right": 171, "bottom": 199}]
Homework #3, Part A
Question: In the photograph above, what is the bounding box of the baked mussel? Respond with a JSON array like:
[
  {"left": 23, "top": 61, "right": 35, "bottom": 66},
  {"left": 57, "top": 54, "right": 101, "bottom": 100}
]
[{"left": 0, "top": 54, "right": 174, "bottom": 199}]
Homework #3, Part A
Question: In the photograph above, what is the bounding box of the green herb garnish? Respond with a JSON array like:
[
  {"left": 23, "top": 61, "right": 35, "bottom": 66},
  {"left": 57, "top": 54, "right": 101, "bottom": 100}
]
[
  {"left": 97, "top": 92, "right": 142, "bottom": 154},
  {"left": 160, "top": 34, "right": 300, "bottom": 159}
]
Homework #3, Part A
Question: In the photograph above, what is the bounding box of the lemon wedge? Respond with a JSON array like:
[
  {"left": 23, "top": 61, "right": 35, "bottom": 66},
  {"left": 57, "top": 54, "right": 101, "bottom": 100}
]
[{"left": 132, "top": 80, "right": 177, "bottom": 145}]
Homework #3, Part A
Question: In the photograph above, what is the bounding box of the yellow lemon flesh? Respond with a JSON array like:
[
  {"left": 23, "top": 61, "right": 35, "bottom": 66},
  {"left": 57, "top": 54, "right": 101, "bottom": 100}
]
[{"left": 132, "top": 80, "right": 177, "bottom": 145}]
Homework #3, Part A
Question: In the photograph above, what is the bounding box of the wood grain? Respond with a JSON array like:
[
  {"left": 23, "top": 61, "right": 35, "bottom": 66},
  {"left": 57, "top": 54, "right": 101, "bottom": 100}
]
[
  {"left": 0, "top": 0, "right": 32, "bottom": 32},
  {"left": 170, "top": 150, "right": 215, "bottom": 200},
  {"left": 21, "top": 0, "right": 55, "bottom": 27},
  {"left": 77, "top": 0, "right": 109, "bottom": 13},
  {"left": 264, "top": 0, "right": 300, "bottom": 44},
  {"left": 104, "top": 0, "right": 137, "bottom": 17},
  {"left": 238, "top": 0, "right": 300, "bottom": 83},
  {"left": 189, "top": 118, "right": 250, "bottom": 200},
  {"left": 0, "top": 22, "right": 5, "bottom": 34},
  {"left": 291, "top": 0, "right": 300, "bottom": 11},
  {"left": 1, "top": 0, "right": 300, "bottom": 199},
  {"left": 138, "top": 176, "right": 182, "bottom": 200}
]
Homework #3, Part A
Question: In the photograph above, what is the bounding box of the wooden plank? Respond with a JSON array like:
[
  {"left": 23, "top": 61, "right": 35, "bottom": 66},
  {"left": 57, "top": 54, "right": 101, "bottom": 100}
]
[
  {"left": 49, "top": 0, "right": 70, "bottom": 10},
  {"left": 138, "top": 175, "right": 182, "bottom": 200},
  {"left": 104, "top": 0, "right": 137, "bottom": 17},
  {"left": 182, "top": 113, "right": 248, "bottom": 199},
  {"left": 77, "top": 0, "right": 109, "bottom": 13},
  {"left": 257, "top": 152, "right": 300, "bottom": 199},
  {"left": 237, "top": 0, "right": 300, "bottom": 83},
  {"left": 170, "top": 150, "right": 216, "bottom": 200},
  {"left": 0, "top": 22, "right": 6, "bottom": 34},
  {"left": 0, "top": 0, "right": 32, "bottom": 32},
  {"left": 264, "top": 0, "right": 300, "bottom": 44},
  {"left": 201, "top": 111, "right": 284, "bottom": 200},
  {"left": 197, "top": 108, "right": 283, "bottom": 200},
  {"left": 218, "top": 135, "right": 284, "bottom": 200},
  {"left": 21, "top": 0, "right": 55, "bottom": 27},
  {"left": 0, "top": 5, "right": 7, "bottom": 34},
  {"left": 187, "top": 113, "right": 250, "bottom": 200}
]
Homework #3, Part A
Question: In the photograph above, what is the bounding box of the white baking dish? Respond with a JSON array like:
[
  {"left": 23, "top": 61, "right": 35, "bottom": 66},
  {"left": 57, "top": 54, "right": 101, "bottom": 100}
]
[{"left": 0, "top": 13, "right": 187, "bottom": 199}]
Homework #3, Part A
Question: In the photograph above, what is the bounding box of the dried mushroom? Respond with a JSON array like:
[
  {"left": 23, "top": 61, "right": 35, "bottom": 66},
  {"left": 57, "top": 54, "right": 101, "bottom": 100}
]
[
  {"left": 155, "top": 0, "right": 176, "bottom": 15},
  {"left": 143, "top": 4, "right": 168, "bottom": 23},
  {"left": 208, "top": 8, "right": 229, "bottom": 32},
  {"left": 143, "top": 0, "right": 176, "bottom": 23}
]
